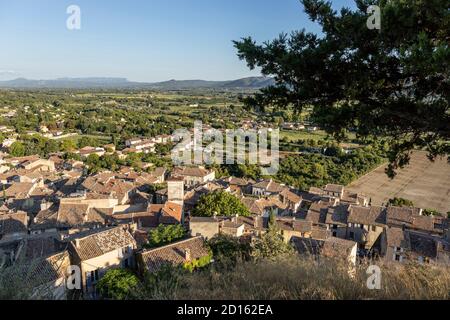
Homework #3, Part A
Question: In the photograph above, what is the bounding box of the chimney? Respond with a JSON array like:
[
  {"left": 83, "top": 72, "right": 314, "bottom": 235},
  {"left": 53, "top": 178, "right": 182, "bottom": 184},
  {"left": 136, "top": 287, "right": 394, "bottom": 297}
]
[
  {"left": 75, "top": 239, "right": 81, "bottom": 249},
  {"left": 184, "top": 248, "right": 191, "bottom": 262},
  {"left": 234, "top": 214, "right": 239, "bottom": 223}
]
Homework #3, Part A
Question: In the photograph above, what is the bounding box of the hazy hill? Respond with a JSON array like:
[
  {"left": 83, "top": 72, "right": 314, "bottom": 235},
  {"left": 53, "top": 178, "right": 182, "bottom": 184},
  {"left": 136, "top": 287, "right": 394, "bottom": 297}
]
[{"left": 0, "top": 76, "right": 275, "bottom": 90}]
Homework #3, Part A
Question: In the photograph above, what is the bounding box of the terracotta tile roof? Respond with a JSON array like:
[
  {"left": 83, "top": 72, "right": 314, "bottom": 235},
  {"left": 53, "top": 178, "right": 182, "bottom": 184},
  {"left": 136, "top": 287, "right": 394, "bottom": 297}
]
[
  {"left": 241, "top": 197, "right": 264, "bottom": 215},
  {"left": 302, "top": 201, "right": 329, "bottom": 224},
  {"left": 161, "top": 202, "right": 183, "bottom": 224},
  {"left": 308, "top": 187, "right": 324, "bottom": 196},
  {"left": 409, "top": 232, "right": 438, "bottom": 259},
  {"left": 347, "top": 206, "right": 386, "bottom": 226},
  {"left": 69, "top": 227, "right": 136, "bottom": 261},
  {"left": 341, "top": 191, "right": 366, "bottom": 204},
  {"left": 237, "top": 216, "right": 268, "bottom": 232},
  {"left": 55, "top": 177, "right": 82, "bottom": 196},
  {"left": 241, "top": 197, "right": 288, "bottom": 216},
  {"left": 386, "top": 228, "right": 441, "bottom": 260},
  {"left": 325, "top": 205, "right": 349, "bottom": 226},
  {"left": 114, "top": 211, "right": 160, "bottom": 228},
  {"left": 172, "top": 167, "right": 213, "bottom": 178},
  {"left": 151, "top": 167, "right": 166, "bottom": 178},
  {"left": 221, "top": 220, "right": 244, "bottom": 229},
  {"left": 311, "top": 226, "right": 330, "bottom": 240},
  {"left": 293, "top": 236, "right": 356, "bottom": 260},
  {"left": 227, "top": 177, "right": 252, "bottom": 186},
  {"left": 113, "top": 202, "right": 182, "bottom": 228},
  {"left": 11, "top": 250, "right": 71, "bottom": 288},
  {"left": 88, "top": 207, "right": 113, "bottom": 223},
  {"left": 81, "top": 173, "right": 135, "bottom": 197},
  {"left": 4, "top": 182, "right": 35, "bottom": 199},
  {"left": 294, "top": 220, "right": 314, "bottom": 233},
  {"left": 30, "top": 206, "right": 59, "bottom": 231},
  {"left": 280, "top": 189, "right": 302, "bottom": 204},
  {"left": 184, "top": 189, "right": 209, "bottom": 206},
  {"left": 252, "top": 179, "right": 286, "bottom": 193},
  {"left": 386, "top": 227, "right": 410, "bottom": 248},
  {"left": 56, "top": 203, "right": 91, "bottom": 227},
  {"left": 324, "top": 184, "right": 345, "bottom": 194},
  {"left": 275, "top": 218, "right": 312, "bottom": 233},
  {"left": 21, "top": 237, "right": 61, "bottom": 260},
  {"left": 386, "top": 207, "right": 436, "bottom": 232},
  {"left": 0, "top": 212, "right": 28, "bottom": 235},
  {"left": 139, "top": 236, "right": 210, "bottom": 273}
]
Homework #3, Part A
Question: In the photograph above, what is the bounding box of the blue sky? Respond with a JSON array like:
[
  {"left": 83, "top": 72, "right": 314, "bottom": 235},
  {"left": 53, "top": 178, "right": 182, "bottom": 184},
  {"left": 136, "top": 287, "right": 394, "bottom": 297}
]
[{"left": 0, "top": 0, "right": 355, "bottom": 82}]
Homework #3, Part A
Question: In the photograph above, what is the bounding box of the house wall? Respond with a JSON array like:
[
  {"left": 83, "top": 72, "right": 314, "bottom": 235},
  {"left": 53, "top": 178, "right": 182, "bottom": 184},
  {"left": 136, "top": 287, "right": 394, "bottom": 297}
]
[
  {"left": 168, "top": 180, "right": 184, "bottom": 205},
  {"left": 252, "top": 188, "right": 268, "bottom": 197},
  {"left": 79, "top": 245, "right": 135, "bottom": 298},
  {"left": 190, "top": 221, "right": 220, "bottom": 240},
  {"left": 280, "top": 229, "right": 304, "bottom": 243},
  {"left": 385, "top": 246, "right": 406, "bottom": 263},
  {"left": 347, "top": 224, "right": 383, "bottom": 250},
  {"left": 0, "top": 231, "right": 28, "bottom": 243},
  {"left": 328, "top": 225, "right": 347, "bottom": 239},
  {"left": 220, "top": 225, "right": 245, "bottom": 238},
  {"left": 24, "top": 159, "right": 55, "bottom": 172}
]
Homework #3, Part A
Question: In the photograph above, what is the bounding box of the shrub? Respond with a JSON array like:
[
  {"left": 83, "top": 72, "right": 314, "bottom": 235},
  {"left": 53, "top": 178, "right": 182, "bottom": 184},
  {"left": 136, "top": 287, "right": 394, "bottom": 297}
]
[
  {"left": 146, "top": 224, "right": 186, "bottom": 249},
  {"left": 97, "top": 269, "right": 140, "bottom": 300}
]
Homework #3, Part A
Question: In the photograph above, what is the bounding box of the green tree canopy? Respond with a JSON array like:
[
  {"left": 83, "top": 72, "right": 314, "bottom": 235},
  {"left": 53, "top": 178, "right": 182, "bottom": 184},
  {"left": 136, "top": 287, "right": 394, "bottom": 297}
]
[
  {"left": 234, "top": 0, "right": 449, "bottom": 177},
  {"left": 9, "top": 141, "right": 25, "bottom": 157},
  {"left": 192, "top": 190, "right": 251, "bottom": 217},
  {"left": 251, "top": 228, "right": 294, "bottom": 260},
  {"left": 388, "top": 197, "right": 414, "bottom": 207},
  {"left": 97, "top": 269, "right": 139, "bottom": 300},
  {"left": 146, "top": 224, "right": 186, "bottom": 249},
  {"left": 208, "top": 234, "right": 252, "bottom": 267}
]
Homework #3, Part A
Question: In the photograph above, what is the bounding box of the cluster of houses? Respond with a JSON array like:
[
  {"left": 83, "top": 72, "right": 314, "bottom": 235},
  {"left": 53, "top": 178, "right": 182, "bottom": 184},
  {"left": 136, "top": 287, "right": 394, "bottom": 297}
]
[{"left": 0, "top": 151, "right": 449, "bottom": 299}]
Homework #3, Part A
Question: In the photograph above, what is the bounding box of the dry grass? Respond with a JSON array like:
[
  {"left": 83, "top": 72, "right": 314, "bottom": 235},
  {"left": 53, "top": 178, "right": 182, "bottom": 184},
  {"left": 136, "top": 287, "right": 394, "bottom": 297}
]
[{"left": 166, "top": 257, "right": 450, "bottom": 300}]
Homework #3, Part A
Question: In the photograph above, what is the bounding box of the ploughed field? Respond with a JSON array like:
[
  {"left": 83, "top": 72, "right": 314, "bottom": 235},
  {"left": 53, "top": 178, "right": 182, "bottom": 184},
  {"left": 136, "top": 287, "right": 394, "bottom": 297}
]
[{"left": 347, "top": 151, "right": 450, "bottom": 213}]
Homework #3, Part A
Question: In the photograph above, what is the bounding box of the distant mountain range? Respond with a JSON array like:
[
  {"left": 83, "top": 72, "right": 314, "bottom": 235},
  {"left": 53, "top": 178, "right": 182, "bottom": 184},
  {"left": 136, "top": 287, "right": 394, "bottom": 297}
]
[{"left": 0, "top": 76, "right": 275, "bottom": 90}]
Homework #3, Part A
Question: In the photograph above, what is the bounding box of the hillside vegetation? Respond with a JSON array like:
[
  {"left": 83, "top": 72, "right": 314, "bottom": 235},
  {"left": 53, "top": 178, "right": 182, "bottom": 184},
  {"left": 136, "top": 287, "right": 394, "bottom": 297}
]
[{"left": 143, "top": 256, "right": 450, "bottom": 300}]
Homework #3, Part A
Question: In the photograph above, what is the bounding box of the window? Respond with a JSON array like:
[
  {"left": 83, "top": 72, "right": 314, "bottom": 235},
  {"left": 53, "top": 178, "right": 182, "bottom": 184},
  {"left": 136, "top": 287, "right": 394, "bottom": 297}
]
[
  {"left": 360, "top": 224, "right": 364, "bottom": 230},
  {"left": 332, "top": 232, "right": 337, "bottom": 237},
  {"left": 372, "top": 225, "right": 377, "bottom": 232},
  {"left": 349, "top": 232, "right": 355, "bottom": 240},
  {"left": 122, "top": 246, "right": 132, "bottom": 255},
  {"left": 395, "top": 247, "right": 403, "bottom": 253},
  {"left": 395, "top": 254, "right": 401, "bottom": 262},
  {"left": 87, "top": 269, "right": 100, "bottom": 287},
  {"left": 333, "top": 225, "right": 338, "bottom": 230}
]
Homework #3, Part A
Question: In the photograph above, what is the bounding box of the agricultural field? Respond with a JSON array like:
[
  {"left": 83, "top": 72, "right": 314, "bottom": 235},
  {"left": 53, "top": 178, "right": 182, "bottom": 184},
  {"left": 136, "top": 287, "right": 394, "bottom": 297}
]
[{"left": 347, "top": 151, "right": 450, "bottom": 213}]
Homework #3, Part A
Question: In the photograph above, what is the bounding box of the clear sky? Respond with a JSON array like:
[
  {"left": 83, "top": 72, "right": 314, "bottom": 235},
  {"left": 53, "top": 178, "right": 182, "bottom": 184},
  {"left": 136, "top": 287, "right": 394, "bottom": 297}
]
[{"left": 0, "top": 0, "right": 355, "bottom": 82}]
